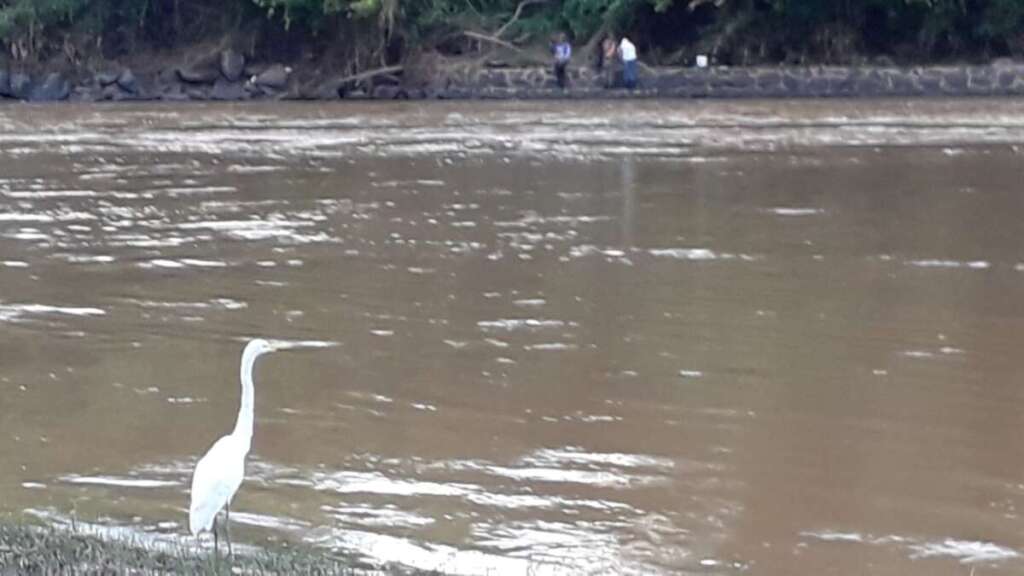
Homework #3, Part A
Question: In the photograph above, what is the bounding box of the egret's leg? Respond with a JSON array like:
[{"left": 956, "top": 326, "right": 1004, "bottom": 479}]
[
  {"left": 225, "top": 503, "right": 234, "bottom": 558},
  {"left": 212, "top": 516, "right": 220, "bottom": 569}
]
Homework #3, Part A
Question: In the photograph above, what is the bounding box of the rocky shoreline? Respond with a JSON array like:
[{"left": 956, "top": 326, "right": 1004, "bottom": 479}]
[{"left": 3, "top": 49, "right": 1024, "bottom": 102}]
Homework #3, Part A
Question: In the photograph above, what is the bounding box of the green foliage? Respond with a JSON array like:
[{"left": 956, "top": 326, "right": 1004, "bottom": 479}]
[
  {"left": 2, "top": 0, "right": 1024, "bottom": 63},
  {"left": 0, "top": 0, "right": 91, "bottom": 38}
]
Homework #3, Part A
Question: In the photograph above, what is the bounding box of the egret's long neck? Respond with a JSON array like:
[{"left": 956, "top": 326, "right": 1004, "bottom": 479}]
[{"left": 231, "top": 347, "right": 259, "bottom": 451}]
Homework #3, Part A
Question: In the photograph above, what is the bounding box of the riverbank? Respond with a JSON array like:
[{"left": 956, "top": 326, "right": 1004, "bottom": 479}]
[
  {"left": 0, "top": 519, "right": 433, "bottom": 575},
  {"left": 3, "top": 51, "right": 1024, "bottom": 102}
]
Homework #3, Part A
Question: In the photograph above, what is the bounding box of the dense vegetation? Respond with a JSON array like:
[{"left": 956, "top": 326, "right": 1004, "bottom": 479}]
[{"left": 2, "top": 0, "right": 1024, "bottom": 68}]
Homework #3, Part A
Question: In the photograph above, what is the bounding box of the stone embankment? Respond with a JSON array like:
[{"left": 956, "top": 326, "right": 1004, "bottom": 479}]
[{"left": 3, "top": 49, "right": 1024, "bottom": 102}]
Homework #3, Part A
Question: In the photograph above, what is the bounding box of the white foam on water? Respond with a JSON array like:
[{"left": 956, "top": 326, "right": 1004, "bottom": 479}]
[
  {"left": 166, "top": 396, "right": 206, "bottom": 404},
  {"left": 0, "top": 303, "right": 105, "bottom": 321},
  {"left": 263, "top": 338, "right": 339, "bottom": 350},
  {"left": 802, "top": 530, "right": 1018, "bottom": 565},
  {"left": 804, "top": 530, "right": 865, "bottom": 543},
  {"left": 226, "top": 164, "right": 285, "bottom": 174},
  {"left": 304, "top": 527, "right": 564, "bottom": 576},
  {"left": 323, "top": 504, "right": 436, "bottom": 528},
  {"left": 526, "top": 448, "right": 675, "bottom": 470},
  {"left": 3, "top": 189, "right": 99, "bottom": 199},
  {"left": 0, "top": 213, "right": 52, "bottom": 222},
  {"left": 149, "top": 186, "right": 237, "bottom": 195},
  {"left": 478, "top": 319, "right": 567, "bottom": 330},
  {"left": 52, "top": 254, "right": 115, "bottom": 264},
  {"left": 462, "top": 460, "right": 665, "bottom": 489},
  {"left": 648, "top": 248, "right": 757, "bottom": 261},
  {"left": 59, "top": 474, "right": 179, "bottom": 488},
  {"left": 514, "top": 298, "right": 546, "bottom": 307},
  {"left": 763, "top": 207, "right": 824, "bottom": 216},
  {"left": 138, "top": 258, "right": 230, "bottom": 269},
  {"left": 230, "top": 511, "right": 311, "bottom": 532},
  {"left": 524, "top": 343, "right": 578, "bottom": 351},
  {"left": 907, "top": 259, "right": 990, "bottom": 269},
  {"left": 908, "top": 539, "right": 1019, "bottom": 563},
  {"left": 309, "top": 470, "right": 474, "bottom": 497}
]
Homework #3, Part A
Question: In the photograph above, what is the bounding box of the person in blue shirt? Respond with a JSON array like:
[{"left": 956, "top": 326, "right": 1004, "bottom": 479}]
[{"left": 552, "top": 33, "right": 572, "bottom": 89}]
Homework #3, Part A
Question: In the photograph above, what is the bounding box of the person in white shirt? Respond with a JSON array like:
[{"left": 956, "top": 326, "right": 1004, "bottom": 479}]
[{"left": 618, "top": 36, "right": 638, "bottom": 89}]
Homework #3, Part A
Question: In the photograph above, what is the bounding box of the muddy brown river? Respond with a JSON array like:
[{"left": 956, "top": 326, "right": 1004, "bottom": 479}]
[{"left": 2, "top": 99, "right": 1024, "bottom": 575}]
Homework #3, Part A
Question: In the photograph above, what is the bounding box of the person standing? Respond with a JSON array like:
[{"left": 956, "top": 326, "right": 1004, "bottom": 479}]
[
  {"left": 618, "top": 35, "right": 638, "bottom": 89},
  {"left": 552, "top": 33, "right": 572, "bottom": 89},
  {"left": 601, "top": 36, "right": 617, "bottom": 88}
]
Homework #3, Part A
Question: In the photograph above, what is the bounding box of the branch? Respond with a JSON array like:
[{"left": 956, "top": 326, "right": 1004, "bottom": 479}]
[
  {"left": 494, "top": 0, "right": 548, "bottom": 38},
  {"left": 462, "top": 31, "right": 525, "bottom": 53},
  {"left": 333, "top": 65, "right": 404, "bottom": 85}
]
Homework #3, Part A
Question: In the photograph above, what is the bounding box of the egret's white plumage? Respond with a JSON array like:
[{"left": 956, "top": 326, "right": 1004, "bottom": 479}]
[{"left": 188, "top": 338, "right": 275, "bottom": 547}]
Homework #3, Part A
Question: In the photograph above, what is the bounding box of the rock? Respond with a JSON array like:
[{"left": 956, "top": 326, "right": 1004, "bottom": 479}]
[
  {"left": 116, "top": 68, "right": 138, "bottom": 94},
  {"left": 0, "top": 69, "right": 10, "bottom": 97},
  {"left": 186, "top": 86, "right": 211, "bottom": 100},
  {"left": 220, "top": 49, "right": 245, "bottom": 82},
  {"left": 371, "top": 85, "right": 407, "bottom": 99},
  {"left": 852, "top": 71, "right": 886, "bottom": 95},
  {"left": 95, "top": 70, "right": 120, "bottom": 86},
  {"left": 101, "top": 84, "right": 129, "bottom": 101},
  {"left": 888, "top": 71, "right": 920, "bottom": 95},
  {"left": 177, "top": 65, "right": 220, "bottom": 84},
  {"left": 8, "top": 72, "right": 31, "bottom": 99},
  {"left": 941, "top": 68, "right": 968, "bottom": 92},
  {"left": 405, "top": 87, "right": 427, "bottom": 99},
  {"left": 71, "top": 85, "right": 101, "bottom": 102},
  {"left": 29, "top": 72, "right": 70, "bottom": 102},
  {"left": 160, "top": 85, "right": 190, "bottom": 101},
  {"left": 967, "top": 67, "right": 995, "bottom": 91},
  {"left": 253, "top": 64, "right": 291, "bottom": 89},
  {"left": 211, "top": 78, "right": 246, "bottom": 100},
  {"left": 997, "top": 68, "right": 1019, "bottom": 91}
]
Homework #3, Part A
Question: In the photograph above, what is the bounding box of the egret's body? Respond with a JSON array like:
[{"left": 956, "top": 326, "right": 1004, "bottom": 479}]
[{"left": 189, "top": 338, "right": 274, "bottom": 556}]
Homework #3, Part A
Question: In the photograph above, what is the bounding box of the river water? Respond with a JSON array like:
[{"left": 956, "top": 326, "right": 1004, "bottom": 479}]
[{"left": 2, "top": 99, "right": 1024, "bottom": 575}]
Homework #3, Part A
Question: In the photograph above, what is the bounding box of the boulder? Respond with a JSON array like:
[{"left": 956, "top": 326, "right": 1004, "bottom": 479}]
[
  {"left": 371, "top": 85, "right": 407, "bottom": 99},
  {"left": 101, "top": 84, "right": 129, "bottom": 101},
  {"left": 30, "top": 72, "right": 70, "bottom": 102},
  {"left": 9, "top": 72, "right": 32, "bottom": 100},
  {"left": 253, "top": 64, "right": 291, "bottom": 89},
  {"left": 211, "top": 78, "right": 246, "bottom": 100},
  {"left": 116, "top": 68, "right": 138, "bottom": 94},
  {"left": 220, "top": 49, "right": 245, "bottom": 82},
  {"left": 95, "top": 70, "right": 120, "bottom": 86},
  {"left": 177, "top": 65, "right": 220, "bottom": 84},
  {"left": 71, "top": 85, "right": 102, "bottom": 102}
]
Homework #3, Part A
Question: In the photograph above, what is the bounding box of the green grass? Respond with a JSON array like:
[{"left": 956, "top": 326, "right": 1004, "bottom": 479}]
[{"left": 0, "top": 519, "right": 437, "bottom": 575}]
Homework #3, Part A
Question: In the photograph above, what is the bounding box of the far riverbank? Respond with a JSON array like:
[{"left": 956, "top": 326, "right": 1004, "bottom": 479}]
[{"left": 4, "top": 52, "right": 1024, "bottom": 103}]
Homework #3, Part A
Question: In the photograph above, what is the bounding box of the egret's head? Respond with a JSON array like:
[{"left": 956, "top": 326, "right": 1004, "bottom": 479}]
[{"left": 244, "top": 338, "right": 275, "bottom": 358}]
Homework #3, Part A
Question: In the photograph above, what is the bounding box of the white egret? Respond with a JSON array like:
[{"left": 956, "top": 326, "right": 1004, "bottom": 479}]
[{"left": 188, "top": 338, "right": 276, "bottom": 558}]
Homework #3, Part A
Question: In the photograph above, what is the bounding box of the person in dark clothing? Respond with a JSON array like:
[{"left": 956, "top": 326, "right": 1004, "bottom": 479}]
[
  {"left": 552, "top": 33, "right": 572, "bottom": 89},
  {"left": 602, "top": 36, "right": 617, "bottom": 88}
]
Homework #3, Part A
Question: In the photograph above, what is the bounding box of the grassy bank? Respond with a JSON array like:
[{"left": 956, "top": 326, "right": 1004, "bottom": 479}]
[{"left": 0, "top": 519, "right": 434, "bottom": 575}]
